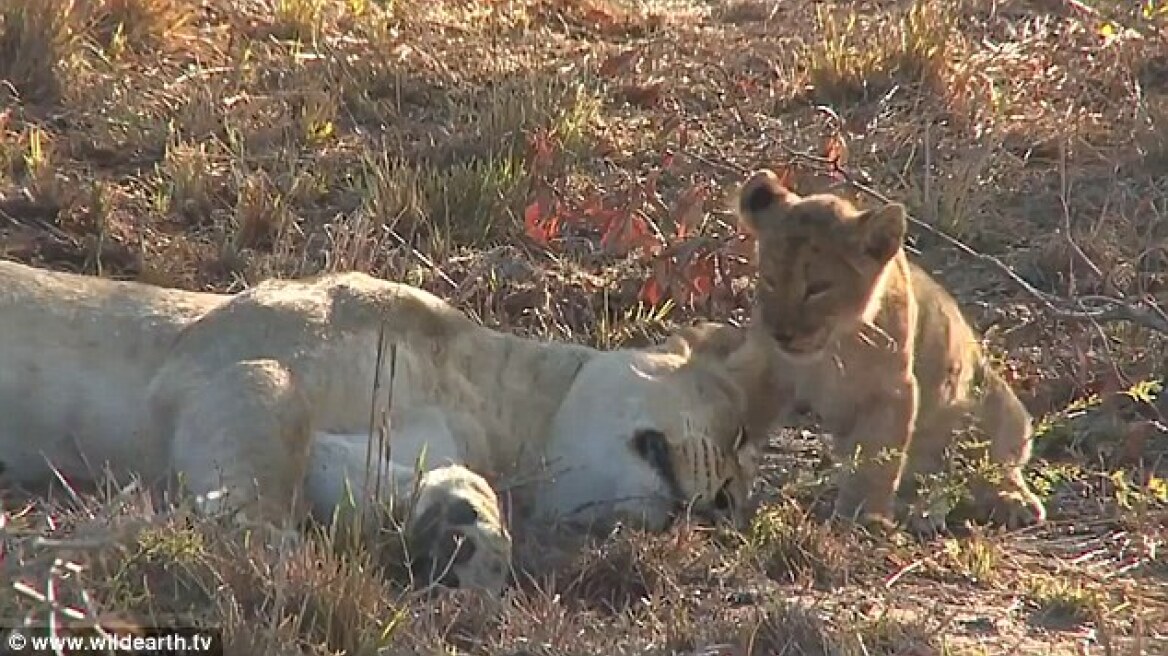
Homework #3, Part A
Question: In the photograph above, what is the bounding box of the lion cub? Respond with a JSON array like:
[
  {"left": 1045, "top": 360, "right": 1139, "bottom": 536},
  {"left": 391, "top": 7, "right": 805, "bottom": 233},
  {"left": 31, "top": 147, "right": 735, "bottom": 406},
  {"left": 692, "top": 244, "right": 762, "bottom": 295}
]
[{"left": 737, "top": 169, "right": 1046, "bottom": 533}]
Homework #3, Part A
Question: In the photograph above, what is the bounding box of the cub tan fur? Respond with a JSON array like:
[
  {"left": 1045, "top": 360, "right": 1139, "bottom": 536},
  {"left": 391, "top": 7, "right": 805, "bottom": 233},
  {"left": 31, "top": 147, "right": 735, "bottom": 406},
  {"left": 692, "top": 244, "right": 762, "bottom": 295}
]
[
  {"left": 0, "top": 259, "right": 783, "bottom": 595},
  {"left": 736, "top": 169, "right": 1046, "bottom": 532}
]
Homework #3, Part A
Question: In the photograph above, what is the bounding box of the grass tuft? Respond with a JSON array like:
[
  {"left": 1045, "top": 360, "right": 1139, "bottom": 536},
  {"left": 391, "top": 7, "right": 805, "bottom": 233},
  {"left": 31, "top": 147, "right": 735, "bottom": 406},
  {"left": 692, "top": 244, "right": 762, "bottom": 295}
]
[
  {"left": 803, "top": 0, "right": 958, "bottom": 105},
  {"left": 0, "top": 0, "right": 75, "bottom": 104},
  {"left": 1025, "top": 575, "right": 1107, "bottom": 628},
  {"left": 743, "top": 500, "right": 854, "bottom": 589}
]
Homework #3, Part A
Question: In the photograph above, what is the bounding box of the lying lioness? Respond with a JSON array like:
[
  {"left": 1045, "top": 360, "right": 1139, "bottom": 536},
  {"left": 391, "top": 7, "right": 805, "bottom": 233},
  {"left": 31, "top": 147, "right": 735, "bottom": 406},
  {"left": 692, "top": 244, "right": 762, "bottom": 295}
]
[
  {"left": 736, "top": 169, "right": 1046, "bottom": 533},
  {"left": 0, "top": 259, "right": 782, "bottom": 595}
]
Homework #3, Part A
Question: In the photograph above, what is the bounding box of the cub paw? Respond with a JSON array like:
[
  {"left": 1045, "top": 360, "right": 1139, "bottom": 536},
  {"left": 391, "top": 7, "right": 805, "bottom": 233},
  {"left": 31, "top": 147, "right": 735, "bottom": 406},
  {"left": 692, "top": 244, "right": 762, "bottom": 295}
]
[
  {"left": 977, "top": 488, "right": 1047, "bottom": 530},
  {"left": 856, "top": 511, "right": 900, "bottom": 536},
  {"left": 832, "top": 496, "right": 899, "bottom": 536},
  {"left": 404, "top": 466, "right": 512, "bottom": 596},
  {"left": 899, "top": 492, "right": 957, "bottom": 538}
]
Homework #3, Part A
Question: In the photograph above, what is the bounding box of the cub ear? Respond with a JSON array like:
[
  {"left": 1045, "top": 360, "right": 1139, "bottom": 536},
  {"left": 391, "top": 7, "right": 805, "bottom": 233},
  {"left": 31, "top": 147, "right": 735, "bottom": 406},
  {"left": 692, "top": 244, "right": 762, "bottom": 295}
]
[
  {"left": 858, "top": 203, "right": 907, "bottom": 264},
  {"left": 737, "top": 169, "right": 798, "bottom": 234}
]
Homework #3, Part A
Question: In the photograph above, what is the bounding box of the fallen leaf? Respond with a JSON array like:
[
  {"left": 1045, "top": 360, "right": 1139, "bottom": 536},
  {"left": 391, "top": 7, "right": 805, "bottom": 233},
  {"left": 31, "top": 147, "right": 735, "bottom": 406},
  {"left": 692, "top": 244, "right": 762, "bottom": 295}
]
[
  {"left": 583, "top": 6, "right": 617, "bottom": 27},
  {"left": 598, "top": 48, "right": 640, "bottom": 78},
  {"left": 619, "top": 80, "right": 665, "bottom": 108},
  {"left": 671, "top": 183, "right": 708, "bottom": 241}
]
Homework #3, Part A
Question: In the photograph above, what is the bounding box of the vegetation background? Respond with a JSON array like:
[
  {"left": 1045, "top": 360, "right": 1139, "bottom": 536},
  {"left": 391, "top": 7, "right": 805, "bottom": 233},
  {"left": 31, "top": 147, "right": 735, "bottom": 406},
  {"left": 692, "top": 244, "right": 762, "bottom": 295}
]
[{"left": 0, "top": 0, "right": 1166, "bottom": 653}]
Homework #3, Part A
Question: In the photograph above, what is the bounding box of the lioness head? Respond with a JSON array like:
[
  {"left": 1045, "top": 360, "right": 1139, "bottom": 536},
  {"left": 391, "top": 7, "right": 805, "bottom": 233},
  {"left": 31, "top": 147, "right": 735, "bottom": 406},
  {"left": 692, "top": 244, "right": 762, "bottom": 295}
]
[
  {"left": 737, "top": 168, "right": 908, "bottom": 359},
  {"left": 535, "top": 323, "right": 777, "bottom": 532}
]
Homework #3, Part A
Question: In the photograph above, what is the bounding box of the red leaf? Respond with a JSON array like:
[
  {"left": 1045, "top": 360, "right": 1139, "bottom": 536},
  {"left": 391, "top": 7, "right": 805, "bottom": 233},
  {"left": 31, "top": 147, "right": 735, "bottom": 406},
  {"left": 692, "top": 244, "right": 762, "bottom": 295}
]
[
  {"left": 684, "top": 254, "right": 716, "bottom": 305},
  {"left": 524, "top": 198, "right": 560, "bottom": 247},
  {"left": 600, "top": 212, "right": 656, "bottom": 256},
  {"left": 524, "top": 200, "right": 546, "bottom": 245},
  {"left": 639, "top": 276, "right": 665, "bottom": 306},
  {"left": 582, "top": 197, "right": 620, "bottom": 230},
  {"left": 823, "top": 133, "right": 849, "bottom": 167},
  {"left": 630, "top": 227, "right": 664, "bottom": 260}
]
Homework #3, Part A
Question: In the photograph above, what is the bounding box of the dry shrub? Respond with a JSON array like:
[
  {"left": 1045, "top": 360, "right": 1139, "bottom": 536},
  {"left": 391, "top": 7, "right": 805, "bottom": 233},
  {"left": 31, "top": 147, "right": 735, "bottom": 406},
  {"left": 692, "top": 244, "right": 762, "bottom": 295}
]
[
  {"left": 744, "top": 500, "right": 856, "bottom": 589},
  {"left": 0, "top": 0, "right": 75, "bottom": 104}
]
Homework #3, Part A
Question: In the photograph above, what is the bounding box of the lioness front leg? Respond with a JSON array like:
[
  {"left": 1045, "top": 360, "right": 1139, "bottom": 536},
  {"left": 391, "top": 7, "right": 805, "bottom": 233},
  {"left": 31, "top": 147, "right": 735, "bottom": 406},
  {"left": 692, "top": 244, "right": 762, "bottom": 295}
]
[
  {"left": 833, "top": 379, "right": 919, "bottom": 531},
  {"left": 404, "top": 466, "right": 512, "bottom": 595},
  {"left": 164, "top": 359, "right": 313, "bottom": 536},
  {"left": 304, "top": 412, "right": 512, "bottom": 596}
]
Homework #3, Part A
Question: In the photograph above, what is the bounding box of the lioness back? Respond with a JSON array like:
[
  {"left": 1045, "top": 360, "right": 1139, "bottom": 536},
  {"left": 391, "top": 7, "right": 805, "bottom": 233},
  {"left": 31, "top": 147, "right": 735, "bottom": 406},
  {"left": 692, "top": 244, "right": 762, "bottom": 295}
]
[
  {"left": 735, "top": 170, "right": 1046, "bottom": 532},
  {"left": 0, "top": 259, "right": 225, "bottom": 485}
]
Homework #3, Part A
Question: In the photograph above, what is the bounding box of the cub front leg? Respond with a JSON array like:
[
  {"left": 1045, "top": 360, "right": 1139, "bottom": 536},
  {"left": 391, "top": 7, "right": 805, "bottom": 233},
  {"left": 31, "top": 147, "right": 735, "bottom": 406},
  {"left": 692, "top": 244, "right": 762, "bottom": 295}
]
[
  {"left": 967, "top": 372, "right": 1046, "bottom": 529},
  {"left": 162, "top": 359, "right": 313, "bottom": 537},
  {"left": 832, "top": 377, "right": 919, "bottom": 531}
]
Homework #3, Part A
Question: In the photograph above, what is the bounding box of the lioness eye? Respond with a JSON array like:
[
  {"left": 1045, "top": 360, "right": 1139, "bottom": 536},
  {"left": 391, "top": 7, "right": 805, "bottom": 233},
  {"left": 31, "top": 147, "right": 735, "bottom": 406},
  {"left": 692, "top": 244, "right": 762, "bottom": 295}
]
[{"left": 804, "top": 281, "right": 831, "bottom": 299}]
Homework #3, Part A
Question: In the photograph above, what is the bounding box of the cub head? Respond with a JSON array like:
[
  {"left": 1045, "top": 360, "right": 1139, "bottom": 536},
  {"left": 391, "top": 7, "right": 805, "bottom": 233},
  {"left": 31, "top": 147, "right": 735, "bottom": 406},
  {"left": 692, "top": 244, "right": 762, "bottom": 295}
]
[
  {"left": 536, "top": 323, "right": 779, "bottom": 533},
  {"left": 737, "top": 168, "right": 908, "bottom": 359}
]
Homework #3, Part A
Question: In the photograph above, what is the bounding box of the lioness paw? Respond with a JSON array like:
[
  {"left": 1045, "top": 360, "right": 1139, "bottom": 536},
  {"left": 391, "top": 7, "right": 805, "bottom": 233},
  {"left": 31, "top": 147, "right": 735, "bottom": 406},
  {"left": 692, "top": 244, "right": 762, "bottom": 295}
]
[{"left": 405, "top": 466, "right": 512, "bottom": 596}]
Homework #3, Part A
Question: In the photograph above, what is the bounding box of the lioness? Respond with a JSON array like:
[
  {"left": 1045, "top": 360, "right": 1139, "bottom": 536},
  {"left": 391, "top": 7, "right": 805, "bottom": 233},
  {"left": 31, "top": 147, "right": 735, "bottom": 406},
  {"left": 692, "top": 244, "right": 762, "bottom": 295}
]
[
  {"left": 0, "top": 259, "right": 782, "bottom": 595},
  {"left": 736, "top": 169, "right": 1046, "bottom": 533}
]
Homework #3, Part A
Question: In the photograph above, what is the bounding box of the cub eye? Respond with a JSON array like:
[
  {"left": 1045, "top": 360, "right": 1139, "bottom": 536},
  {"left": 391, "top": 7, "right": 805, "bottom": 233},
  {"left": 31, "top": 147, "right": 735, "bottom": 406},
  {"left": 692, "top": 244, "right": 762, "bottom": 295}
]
[{"left": 804, "top": 280, "right": 832, "bottom": 300}]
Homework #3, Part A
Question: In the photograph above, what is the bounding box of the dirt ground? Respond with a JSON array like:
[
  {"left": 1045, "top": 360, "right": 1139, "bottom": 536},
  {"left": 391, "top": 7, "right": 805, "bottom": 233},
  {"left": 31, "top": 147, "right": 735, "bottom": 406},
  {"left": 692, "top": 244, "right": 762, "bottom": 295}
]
[{"left": 1, "top": 0, "right": 1166, "bottom": 654}]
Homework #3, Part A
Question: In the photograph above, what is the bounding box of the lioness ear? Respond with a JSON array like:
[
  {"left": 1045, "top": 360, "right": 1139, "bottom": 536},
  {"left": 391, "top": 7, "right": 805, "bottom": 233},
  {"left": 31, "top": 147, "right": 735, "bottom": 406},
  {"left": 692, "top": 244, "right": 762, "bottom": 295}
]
[
  {"left": 737, "top": 169, "right": 798, "bottom": 233},
  {"left": 677, "top": 322, "right": 744, "bottom": 359},
  {"left": 723, "top": 331, "right": 775, "bottom": 401},
  {"left": 858, "top": 203, "right": 907, "bottom": 263}
]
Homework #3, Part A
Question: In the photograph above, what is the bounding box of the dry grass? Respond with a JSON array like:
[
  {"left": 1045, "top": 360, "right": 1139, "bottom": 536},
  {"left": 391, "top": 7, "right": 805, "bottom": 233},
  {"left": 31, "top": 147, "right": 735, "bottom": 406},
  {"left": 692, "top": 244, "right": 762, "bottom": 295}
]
[{"left": 2, "top": 0, "right": 1168, "bottom": 653}]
